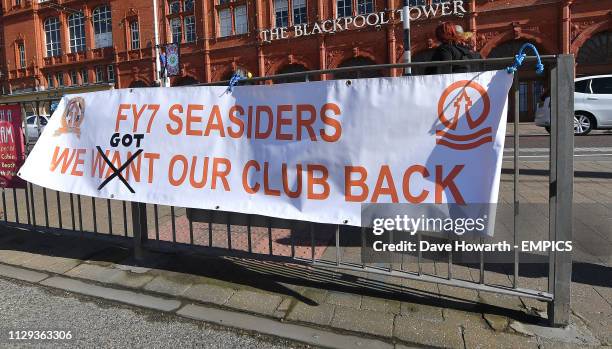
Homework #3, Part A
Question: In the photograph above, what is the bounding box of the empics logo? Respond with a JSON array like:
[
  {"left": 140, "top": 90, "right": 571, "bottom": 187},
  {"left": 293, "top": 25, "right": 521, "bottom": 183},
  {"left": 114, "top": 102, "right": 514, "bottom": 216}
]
[
  {"left": 54, "top": 97, "right": 85, "bottom": 138},
  {"left": 436, "top": 81, "right": 492, "bottom": 150}
]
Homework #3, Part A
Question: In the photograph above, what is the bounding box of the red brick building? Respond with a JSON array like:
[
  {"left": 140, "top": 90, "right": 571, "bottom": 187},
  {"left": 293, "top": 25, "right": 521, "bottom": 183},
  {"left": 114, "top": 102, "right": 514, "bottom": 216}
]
[{"left": 0, "top": 0, "right": 611, "bottom": 119}]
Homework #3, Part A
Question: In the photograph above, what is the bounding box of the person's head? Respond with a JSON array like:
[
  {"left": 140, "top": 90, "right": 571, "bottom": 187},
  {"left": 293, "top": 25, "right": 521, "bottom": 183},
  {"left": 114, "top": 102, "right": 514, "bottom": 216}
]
[{"left": 435, "top": 22, "right": 462, "bottom": 45}]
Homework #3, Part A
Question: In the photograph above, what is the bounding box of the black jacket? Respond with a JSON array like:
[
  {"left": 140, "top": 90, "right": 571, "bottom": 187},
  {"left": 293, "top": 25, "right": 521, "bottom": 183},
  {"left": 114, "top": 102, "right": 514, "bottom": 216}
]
[{"left": 425, "top": 43, "right": 482, "bottom": 75}]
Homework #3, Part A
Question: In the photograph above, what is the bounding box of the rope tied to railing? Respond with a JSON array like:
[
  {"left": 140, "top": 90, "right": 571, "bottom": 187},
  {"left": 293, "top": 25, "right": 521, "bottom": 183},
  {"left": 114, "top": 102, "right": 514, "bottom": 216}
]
[
  {"left": 506, "top": 43, "right": 545, "bottom": 75},
  {"left": 224, "top": 71, "right": 253, "bottom": 94}
]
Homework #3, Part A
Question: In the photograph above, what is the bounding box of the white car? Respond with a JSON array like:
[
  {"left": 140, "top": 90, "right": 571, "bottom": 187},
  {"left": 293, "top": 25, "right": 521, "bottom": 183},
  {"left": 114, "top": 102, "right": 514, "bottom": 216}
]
[
  {"left": 534, "top": 75, "right": 612, "bottom": 136},
  {"left": 24, "top": 115, "right": 49, "bottom": 142}
]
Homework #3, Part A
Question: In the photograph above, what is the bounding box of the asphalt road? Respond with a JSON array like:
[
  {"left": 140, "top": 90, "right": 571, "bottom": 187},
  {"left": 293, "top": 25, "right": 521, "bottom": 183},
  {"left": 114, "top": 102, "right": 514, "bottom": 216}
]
[{"left": 0, "top": 277, "right": 307, "bottom": 349}]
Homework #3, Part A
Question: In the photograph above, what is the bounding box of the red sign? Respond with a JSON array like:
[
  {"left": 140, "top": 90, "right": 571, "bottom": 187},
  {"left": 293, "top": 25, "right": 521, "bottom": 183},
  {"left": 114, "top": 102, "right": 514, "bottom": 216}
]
[{"left": 0, "top": 105, "right": 25, "bottom": 188}]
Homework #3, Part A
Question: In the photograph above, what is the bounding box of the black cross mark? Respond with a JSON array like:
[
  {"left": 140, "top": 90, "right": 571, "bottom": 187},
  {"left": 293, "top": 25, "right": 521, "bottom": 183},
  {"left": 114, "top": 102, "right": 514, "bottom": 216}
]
[{"left": 96, "top": 146, "right": 143, "bottom": 194}]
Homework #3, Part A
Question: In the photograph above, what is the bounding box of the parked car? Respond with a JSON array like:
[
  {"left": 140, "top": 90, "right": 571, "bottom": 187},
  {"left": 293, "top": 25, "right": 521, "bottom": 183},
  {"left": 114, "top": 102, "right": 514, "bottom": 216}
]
[
  {"left": 24, "top": 115, "right": 49, "bottom": 142},
  {"left": 534, "top": 75, "right": 612, "bottom": 136}
]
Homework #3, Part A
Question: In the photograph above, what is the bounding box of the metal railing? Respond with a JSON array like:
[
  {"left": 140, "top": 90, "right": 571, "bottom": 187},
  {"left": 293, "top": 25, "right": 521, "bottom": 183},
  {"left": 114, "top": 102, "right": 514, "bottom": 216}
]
[{"left": 0, "top": 55, "right": 574, "bottom": 327}]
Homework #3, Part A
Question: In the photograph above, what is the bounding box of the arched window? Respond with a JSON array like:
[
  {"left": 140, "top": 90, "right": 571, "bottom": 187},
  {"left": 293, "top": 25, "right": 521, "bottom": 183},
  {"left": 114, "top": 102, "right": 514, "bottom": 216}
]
[
  {"left": 333, "top": 57, "right": 382, "bottom": 80},
  {"left": 68, "top": 13, "right": 86, "bottom": 53},
  {"left": 275, "top": 64, "right": 309, "bottom": 84},
  {"left": 44, "top": 17, "right": 62, "bottom": 57},
  {"left": 577, "top": 31, "right": 612, "bottom": 65},
  {"left": 93, "top": 5, "right": 112, "bottom": 48}
]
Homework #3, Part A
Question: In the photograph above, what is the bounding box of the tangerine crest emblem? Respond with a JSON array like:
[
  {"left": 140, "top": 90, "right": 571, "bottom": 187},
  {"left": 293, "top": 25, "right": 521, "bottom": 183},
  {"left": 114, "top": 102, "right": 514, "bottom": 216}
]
[
  {"left": 54, "top": 97, "right": 85, "bottom": 137},
  {"left": 436, "top": 80, "right": 493, "bottom": 150}
]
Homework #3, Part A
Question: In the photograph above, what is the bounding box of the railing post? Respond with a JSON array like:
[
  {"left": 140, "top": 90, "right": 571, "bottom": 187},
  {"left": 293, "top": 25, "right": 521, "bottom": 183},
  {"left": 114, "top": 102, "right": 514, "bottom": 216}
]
[
  {"left": 131, "top": 202, "right": 148, "bottom": 261},
  {"left": 547, "top": 54, "right": 574, "bottom": 327}
]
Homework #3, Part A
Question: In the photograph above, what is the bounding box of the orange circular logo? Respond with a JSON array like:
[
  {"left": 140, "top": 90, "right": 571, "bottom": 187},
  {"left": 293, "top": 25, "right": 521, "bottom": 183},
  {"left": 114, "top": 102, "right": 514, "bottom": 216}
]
[
  {"left": 54, "top": 97, "right": 85, "bottom": 137},
  {"left": 437, "top": 80, "right": 490, "bottom": 130}
]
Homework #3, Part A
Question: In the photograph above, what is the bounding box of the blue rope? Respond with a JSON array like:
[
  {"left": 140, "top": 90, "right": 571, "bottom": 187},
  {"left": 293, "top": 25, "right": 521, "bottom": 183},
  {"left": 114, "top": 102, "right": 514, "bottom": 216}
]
[
  {"left": 506, "top": 43, "right": 545, "bottom": 75},
  {"left": 225, "top": 73, "right": 244, "bottom": 94}
]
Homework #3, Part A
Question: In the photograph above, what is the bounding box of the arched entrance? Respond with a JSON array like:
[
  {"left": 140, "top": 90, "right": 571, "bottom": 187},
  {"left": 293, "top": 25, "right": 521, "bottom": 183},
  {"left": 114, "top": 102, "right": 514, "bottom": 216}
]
[
  {"left": 275, "top": 64, "right": 309, "bottom": 84},
  {"left": 333, "top": 57, "right": 383, "bottom": 80},
  {"left": 577, "top": 31, "right": 612, "bottom": 76},
  {"left": 174, "top": 76, "right": 199, "bottom": 86},
  {"left": 488, "top": 40, "right": 546, "bottom": 122}
]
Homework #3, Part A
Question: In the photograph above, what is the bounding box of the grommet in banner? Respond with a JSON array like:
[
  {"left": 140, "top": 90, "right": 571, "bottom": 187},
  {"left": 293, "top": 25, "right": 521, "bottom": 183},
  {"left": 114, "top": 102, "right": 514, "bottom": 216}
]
[
  {"left": 346, "top": 80, "right": 352, "bottom": 86},
  {"left": 215, "top": 205, "right": 220, "bottom": 209},
  {"left": 110, "top": 194, "right": 114, "bottom": 199},
  {"left": 343, "top": 219, "right": 349, "bottom": 224}
]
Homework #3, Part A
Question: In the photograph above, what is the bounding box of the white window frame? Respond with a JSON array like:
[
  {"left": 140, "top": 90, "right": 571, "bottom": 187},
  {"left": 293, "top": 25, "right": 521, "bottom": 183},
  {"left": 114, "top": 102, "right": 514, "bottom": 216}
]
[
  {"left": 46, "top": 73, "right": 54, "bottom": 88},
  {"left": 107, "top": 65, "right": 115, "bottom": 82},
  {"left": 18, "top": 43, "right": 26, "bottom": 68},
  {"left": 95, "top": 66, "right": 105, "bottom": 82},
  {"left": 70, "top": 70, "right": 78, "bottom": 85},
  {"left": 68, "top": 12, "right": 86, "bottom": 53},
  {"left": 218, "top": 8, "right": 232, "bottom": 37},
  {"left": 234, "top": 5, "right": 248, "bottom": 35},
  {"left": 356, "top": 0, "right": 373, "bottom": 14},
  {"left": 130, "top": 21, "right": 140, "bottom": 49},
  {"left": 171, "top": 17, "right": 182, "bottom": 43},
  {"left": 56, "top": 72, "right": 64, "bottom": 87},
  {"left": 184, "top": 15, "right": 196, "bottom": 43},
  {"left": 44, "top": 17, "right": 62, "bottom": 57},
  {"left": 93, "top": 5, "right": 112, "bottom": 48},
  {"left": 81, "top": 68, "right": 89, "bottom": 84},
  {"left": 292, "top": 0, "right": 307, "bottom": 25},
  {"left": 274, "top": 0, "right": 289, "bottom": 28}
]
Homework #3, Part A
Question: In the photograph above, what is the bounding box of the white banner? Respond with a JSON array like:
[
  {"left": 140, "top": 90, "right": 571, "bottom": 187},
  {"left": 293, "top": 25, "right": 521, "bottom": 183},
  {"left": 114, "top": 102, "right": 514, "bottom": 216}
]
[{"left": 19, "top": 70, "right": 512, "bottom": 227}]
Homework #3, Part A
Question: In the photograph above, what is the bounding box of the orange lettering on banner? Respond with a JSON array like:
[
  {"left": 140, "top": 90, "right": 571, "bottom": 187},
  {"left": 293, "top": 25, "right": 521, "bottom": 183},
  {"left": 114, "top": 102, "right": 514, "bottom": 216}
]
[
  {"left": 242, "top": 160, "right": 260, "bottom": 194},
  {"left": 50, "top": 146, "right": 85, "bottom": 175},
  {"left": 435, "top": 165, "right": 465, "bottom": 204},
  {"left": 371, "top": 165, "right": 399, "bottom": 203},
  {"left": 344, "top": 166, "right": 368, "bottom": 202},
  {"left": 403, "top": 165, "right": 429, "bottom": 203},
  {"left": 131, "top": 104, "right": 148, "bottom": 132},
  {"left": 205, "top": 105, "right": 226, "bottom": 137},
  {"left": 71, "top": 149, "right": 86, "bottom": 177},
  {"left": 282, "top": 163, "right": 302, "bottom": 198},
  {"left": 50, "top": 147, "right": 74, "bottom": 173},
  {"left": 144, "top": 152, "right": 160, "bottom": 183},
  {"left": 228, "top": 105, "right": 245, "bottom": 138},
  {"left": 115, "top": 104, "right": 131, "bottom": 132},
  {"left": 275, "top": 105, "right": 293, "bottom": 141},
  {"left": 186, "top": 104, "right": 204, "bottom": 136},
  {"left": 189, "top": 156, "right": 210, "bottom": 188},
  {"left": 320, "top": 103, "right": 342, "bottom": 142},
  {"left": 91, "top": 149, "right": 111, "bottom": 178},
  {"left": 126, "top": 151, "right": 142, "bottom": 182},
  {"left": 145, "top": 105, "right": 160, "bottom": 133},
  {"left": 307, "top": 164, "right": 330, "bottom": 200},
  {"left": 169, "top": 154, "right": 188, "bottom": 186},
  {"left": 263, "top": 162, "right": 280, "bottom": 196},
  {"left": 296, "top": 104, "right": 317, "bottom": 141},
  {"left": 255, "top": 106, "right": 274, "bottom": 139},
  {"left": 167, "top": 104, "right": 184, "bottom": 135},
  {"left": 211, "top": 157, "right": 231, "bottom": 191}
]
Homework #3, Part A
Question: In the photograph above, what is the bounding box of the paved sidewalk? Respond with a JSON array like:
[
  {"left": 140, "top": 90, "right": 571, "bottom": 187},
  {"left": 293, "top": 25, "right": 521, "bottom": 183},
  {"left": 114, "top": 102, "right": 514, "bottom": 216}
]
[{"left": 0, "top": 224, "right": 609, "bottom": 348}]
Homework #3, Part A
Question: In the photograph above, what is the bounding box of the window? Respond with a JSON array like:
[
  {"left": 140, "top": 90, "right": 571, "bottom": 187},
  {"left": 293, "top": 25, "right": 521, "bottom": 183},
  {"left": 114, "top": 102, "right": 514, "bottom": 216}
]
[
  {"left": 336, "top": 0, "right": 352, "bottom": 18},
  {"left": 18, "top": 43, "right": 25, "bottom": 69},
  {"left": 218, "top": 5, "right": 248, "bottom": 37},
  {"left": 274, "top": 0, "right": 289, "bottom": 28},
  {"left": 356, "top": 0, "right": 373, "bottom": 14},
  {"left": 184, "top": 16, "right": 196, "bottom": 42},
  {"left": 533, "top": 82, "right": 543, "bottom": 111},
  {"left": 56, "top": 72, "right": 64, "bottom": 87},
  {"left": 219, "top": 9, "right": 232, "bottom": 37},
  {"left": 171, "top": 17, "right": 182, "bottom": 43},
  {"left": 68, "top": 13, "right": 86, "bottom": 53},
  {"left": 96, "top": 66, "right": 105, "bottom": 82},
  {"left": 81, "top": 68, "right": 89, "bottom": 84},
  {"left": 575, "top": 79, "right": 590, "bottom": 94},
  {"left": 70, "top": 70, "right": 78, "bottom": 85},
  {"left": 93, "top": 5, "right": 112, "bottom": 48},
  {"left": 591, "top": 77, "right": 612, "bottom": 94},
  {"left": 234, "top": 6, "right": 247, "bottom": 34},
  {"left": 130, "top": 21, "right": 140, "bottom": 49},
  {"left": 169, "top": 1, "right": 181, "bottom": 14},
  {"left": 46, "top": 73, "right": 54, "bottom": 88},
  {"left": 44, "top": 17, "right": 62, "bottom": 57},
  {"left": 293, "top": 0, "right": 307, "bottom": 25},
  {"left": 184, "top": 0, "right": 194, "bottom": 12},
  {"left": 107, "top": 65, "right": 115, "bottom": 82}
]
